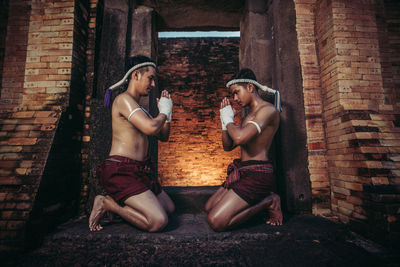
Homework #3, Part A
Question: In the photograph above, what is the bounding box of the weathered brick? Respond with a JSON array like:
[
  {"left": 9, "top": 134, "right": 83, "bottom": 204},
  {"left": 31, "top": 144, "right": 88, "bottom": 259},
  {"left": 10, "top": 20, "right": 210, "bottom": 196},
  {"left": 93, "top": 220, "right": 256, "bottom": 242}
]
[
  {"left": 7, "top": 137, "right": 37, "bottom": 145},
  {"left": 11, "top": 112, "right": 35, "bottom": 118}
]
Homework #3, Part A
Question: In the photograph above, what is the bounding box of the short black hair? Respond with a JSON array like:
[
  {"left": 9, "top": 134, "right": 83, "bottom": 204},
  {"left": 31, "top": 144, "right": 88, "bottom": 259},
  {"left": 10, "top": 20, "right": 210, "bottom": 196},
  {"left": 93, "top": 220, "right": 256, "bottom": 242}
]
[
  {"left": 228, "top": 68, "right": 258, "bottom": 91},
  {"left": 230, "top": 68, "right": 257, "bottom": 81},
  {"left": 125, "top": 55, "right": 156, "bottom": 82}
]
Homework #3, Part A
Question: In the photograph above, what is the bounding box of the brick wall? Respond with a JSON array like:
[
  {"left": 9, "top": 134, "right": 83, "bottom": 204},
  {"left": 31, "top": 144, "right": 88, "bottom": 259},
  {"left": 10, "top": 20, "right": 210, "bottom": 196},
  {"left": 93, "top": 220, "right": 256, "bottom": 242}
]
[
  {"left": 294, "top": 0, "right": 330, "bottom": 215},
  {"left": 373, "top": 0, "right": 400, "bottom": 242},
  {"left": 157, "top": 38, "right": 241, "bottom": 186},
  {"left": 294, "top": 0, "right": 400, "bottom": 243},
  {"left": 0, "top": 0, "right": 88, "bottom": 250},
  {"left": 0, "top": 0, "right": 30, "bottom": 108},
  {"left": 80, "top": 0, "right": 101, "bottom": 214},
  {"left": 0, "top": 0, "right": 9, "bottom": 92},
  {"left": 0, "top": 0, "right": 33, "bottom": 250},
  {"left": 314, "top": 0, "right": 399, "bottom": 242}
]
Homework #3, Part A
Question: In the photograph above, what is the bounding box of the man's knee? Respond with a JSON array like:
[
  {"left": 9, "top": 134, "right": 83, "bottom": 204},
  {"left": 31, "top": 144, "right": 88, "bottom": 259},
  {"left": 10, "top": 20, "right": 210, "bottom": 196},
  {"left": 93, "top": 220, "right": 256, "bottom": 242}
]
[
  {"left": 148, "top": 213, "right": 168, "bottom": 232},
  {"left": 204, "top": 202, "right": 212, "bottom": 213},
  {"left": 167, "top": 202, "right": 175, "bottom": 214},
  {"left": 207, "top": 213, "right": 227, "bottom": 232}
]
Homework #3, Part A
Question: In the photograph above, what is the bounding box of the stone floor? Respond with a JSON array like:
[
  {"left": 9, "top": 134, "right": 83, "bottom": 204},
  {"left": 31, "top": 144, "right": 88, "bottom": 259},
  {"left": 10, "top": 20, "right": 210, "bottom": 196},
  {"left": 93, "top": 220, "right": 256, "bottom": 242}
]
[{"left": 1, "top": 187, "right": 399, "bottom": 266}]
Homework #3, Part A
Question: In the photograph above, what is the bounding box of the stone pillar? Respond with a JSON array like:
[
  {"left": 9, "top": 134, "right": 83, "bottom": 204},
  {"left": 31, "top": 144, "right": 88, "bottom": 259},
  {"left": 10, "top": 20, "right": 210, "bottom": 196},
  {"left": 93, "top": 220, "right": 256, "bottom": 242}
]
[
  {"left": 239, "top": 0, "right": 272, "bottom": 87},
  {"left": 240, "top": 0, "right": 312, "bottom": 213},
  {"left": 127, "top": 5, "right": 158, "bottom": 172},
  {"left": 88, "top": 0, "right": 129, "bottom": 197}
]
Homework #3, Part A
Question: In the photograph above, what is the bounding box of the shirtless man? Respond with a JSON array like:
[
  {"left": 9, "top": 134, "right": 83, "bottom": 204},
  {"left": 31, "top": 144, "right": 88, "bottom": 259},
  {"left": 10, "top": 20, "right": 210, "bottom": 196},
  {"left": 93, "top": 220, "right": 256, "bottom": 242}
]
[
  {"left": 205, "top": 68, "right": 283, "bottom": 231},
  {"left": 89, "top": 55, "right": 175, "bottom": 232}
]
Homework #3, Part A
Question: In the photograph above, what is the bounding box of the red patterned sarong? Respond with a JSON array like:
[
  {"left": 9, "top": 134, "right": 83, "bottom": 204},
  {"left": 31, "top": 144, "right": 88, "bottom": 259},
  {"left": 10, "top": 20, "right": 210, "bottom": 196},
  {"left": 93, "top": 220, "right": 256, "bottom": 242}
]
[
  {"left": 223, "top": 159, "right": 276, "bottom": 205},
  {"left": 97, "top": 155, "right": 162, "bottom": 203}
]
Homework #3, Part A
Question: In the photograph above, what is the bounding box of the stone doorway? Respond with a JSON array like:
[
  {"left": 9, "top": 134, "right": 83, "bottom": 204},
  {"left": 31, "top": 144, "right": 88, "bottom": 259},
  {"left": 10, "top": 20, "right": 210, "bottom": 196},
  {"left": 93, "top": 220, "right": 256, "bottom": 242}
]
[{"left": 90, "top": 0, "right": 312, "bottom": 213}]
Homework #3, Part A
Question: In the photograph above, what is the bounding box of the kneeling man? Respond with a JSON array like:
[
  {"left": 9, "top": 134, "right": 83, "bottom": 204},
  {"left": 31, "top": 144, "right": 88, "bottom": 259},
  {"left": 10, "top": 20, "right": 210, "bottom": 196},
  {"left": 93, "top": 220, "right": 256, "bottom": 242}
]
[
  {"left": 205, "top": 68, "right": 283, "bottom": 231},
  {"left": 89, "top": 55, "right": 175, "bottom": 232}
]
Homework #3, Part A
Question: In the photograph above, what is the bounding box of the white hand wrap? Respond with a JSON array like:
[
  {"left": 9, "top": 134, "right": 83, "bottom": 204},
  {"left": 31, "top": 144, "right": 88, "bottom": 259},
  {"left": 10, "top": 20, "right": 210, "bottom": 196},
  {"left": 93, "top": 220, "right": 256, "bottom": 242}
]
[
  {"left": 220, "top": 105, "right": 234, "bottom": 130},
  {"left": 220, "top": 116, "right": 227, "bottom": 130},
  {"left": 158, "top": 97, "right": 172, "bottom": 121},
  {"left": 167, "top": 111, "right": 172, "bottom": 123}
]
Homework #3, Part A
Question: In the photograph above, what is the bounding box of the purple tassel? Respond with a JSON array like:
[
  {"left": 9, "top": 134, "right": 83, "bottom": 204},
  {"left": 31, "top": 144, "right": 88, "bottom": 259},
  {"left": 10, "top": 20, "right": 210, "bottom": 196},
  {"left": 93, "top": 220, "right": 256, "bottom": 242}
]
[{"left": 104, "top": 89, "right": 112, "bottom": 108}]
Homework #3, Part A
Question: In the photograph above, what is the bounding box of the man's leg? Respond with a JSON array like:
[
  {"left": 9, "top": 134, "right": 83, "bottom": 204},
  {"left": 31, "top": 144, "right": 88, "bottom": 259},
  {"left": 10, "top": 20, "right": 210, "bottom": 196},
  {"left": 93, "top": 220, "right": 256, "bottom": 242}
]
[
  {"left": 157, "top": 190, "right": 175, "bottom": 214},
  {"left": 207, "top": 189, "right": 249, "bottom": 231},
  {"left": 89, "top": 190, "right": 169, "bottom": 232},
  {"left": 89, "top": 195, "right": 107, "bottom": 231},
  {"left": 229, "top": 192, "right": 282, "bottom": 226},
  {"left": 207, "top": 191, "right": 283, "bottom": 231},
  {"left": 204, "top": 187, "right": 229, "bottom": 213}
]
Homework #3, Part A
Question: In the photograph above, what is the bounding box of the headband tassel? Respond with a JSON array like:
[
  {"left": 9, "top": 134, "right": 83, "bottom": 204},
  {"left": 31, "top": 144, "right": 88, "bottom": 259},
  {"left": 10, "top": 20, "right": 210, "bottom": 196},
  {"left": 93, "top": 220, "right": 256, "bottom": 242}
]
[
  {"left": 104, "top": 61, "right": 157, "bottom": 109},
  {"left": 104, "top": 88, "right": 112, "bottom": 108},
  {"left": 226, "top": 79, "right": 282, "bottom": 112}
]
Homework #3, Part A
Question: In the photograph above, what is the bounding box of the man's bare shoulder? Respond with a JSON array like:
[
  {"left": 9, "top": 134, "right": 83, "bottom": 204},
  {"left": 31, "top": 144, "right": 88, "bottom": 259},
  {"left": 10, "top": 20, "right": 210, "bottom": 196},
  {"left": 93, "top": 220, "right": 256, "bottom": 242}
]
[
  {"left": 257, "top": 102, "right": 279, "bottom": 117},
  {"left": 112, "top": 92, "right": 139, "bottom": 112},
  {"left": 253, "top": 102, "right": 279, "bottom": 127}
]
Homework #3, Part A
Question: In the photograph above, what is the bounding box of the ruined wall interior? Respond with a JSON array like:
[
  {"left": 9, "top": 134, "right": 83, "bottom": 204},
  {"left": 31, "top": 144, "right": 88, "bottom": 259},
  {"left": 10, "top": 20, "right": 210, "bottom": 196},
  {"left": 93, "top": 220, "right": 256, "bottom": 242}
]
[
  {"left": 0, "top": 0, "right": 399, "bottom": 251},
  {"left": 157, "top": 37, "right": 241, "bottom": 186}
]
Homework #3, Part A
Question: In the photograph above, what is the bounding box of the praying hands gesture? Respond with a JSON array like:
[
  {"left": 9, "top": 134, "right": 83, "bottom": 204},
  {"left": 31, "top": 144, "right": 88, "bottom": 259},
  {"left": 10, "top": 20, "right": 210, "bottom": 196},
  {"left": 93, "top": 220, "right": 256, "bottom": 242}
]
[
  {"left": 157, "top": 90, "right": 173, "bottom": 123},
  {"left": 220, "top": 97, "right": 236, "bottom": 131}
]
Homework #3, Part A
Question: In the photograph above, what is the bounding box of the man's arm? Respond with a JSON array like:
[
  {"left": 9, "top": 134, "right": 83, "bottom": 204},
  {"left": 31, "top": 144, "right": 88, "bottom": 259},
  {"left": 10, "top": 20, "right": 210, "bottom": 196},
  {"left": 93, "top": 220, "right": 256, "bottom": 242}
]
[
  {"left": 155, "top": 90, "right": 172, "bottom": 141},
  {"left": 222, "top": 130, "right": 236, "bottom": 151},
  {"left": 156, "top": 121, "right": 170, "bottom": 142},
  {"left": 225, "top": 105, "right": 278, "bottom": 146},
  {"left": 117, "top": 94, "right": 168, "bottom": 136}
]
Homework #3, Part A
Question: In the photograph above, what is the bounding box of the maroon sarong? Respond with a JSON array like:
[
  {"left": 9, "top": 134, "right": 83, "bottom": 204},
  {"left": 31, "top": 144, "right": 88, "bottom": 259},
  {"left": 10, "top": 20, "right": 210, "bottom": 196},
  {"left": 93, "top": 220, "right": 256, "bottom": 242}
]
[
  {"left": 222, "top": 159, "right": 276, "bottom": 205},
  {"left": 97, "top": 155, "right": 162, "bottom": 203}
]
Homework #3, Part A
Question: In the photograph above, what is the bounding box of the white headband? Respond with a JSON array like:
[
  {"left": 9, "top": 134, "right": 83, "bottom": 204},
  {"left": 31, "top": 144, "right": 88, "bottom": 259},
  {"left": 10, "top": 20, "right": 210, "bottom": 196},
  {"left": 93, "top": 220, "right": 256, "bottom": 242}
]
[
  {"left": 104, "top": 62, "right": 156, "bottom": 108},
  {"left": 225, "top": 79, "right": 282, "bottom": 112},
  {"left": 108, "top": 62, "right": 156, "bottom": 91}
]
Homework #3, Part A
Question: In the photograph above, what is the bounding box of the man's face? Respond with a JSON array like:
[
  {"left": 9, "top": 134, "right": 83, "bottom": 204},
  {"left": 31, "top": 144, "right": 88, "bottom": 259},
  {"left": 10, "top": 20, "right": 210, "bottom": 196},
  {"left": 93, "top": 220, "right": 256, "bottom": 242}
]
[
  {"left": 230, "top": 83, "right": 251, "bottom": 107},
  {"left": 136, "top": 67, "right": 156, "bottom": 95}
]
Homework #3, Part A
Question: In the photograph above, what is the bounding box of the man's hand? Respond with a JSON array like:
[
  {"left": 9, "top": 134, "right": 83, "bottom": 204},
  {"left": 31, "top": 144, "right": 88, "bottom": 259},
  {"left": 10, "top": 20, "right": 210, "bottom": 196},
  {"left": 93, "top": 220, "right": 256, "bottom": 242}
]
[
  {"left": 157, "top": 90, "right": 172, "bottom": 122},
  {"left": 220, "top": 97, "right": 234, "bottom": 130}
]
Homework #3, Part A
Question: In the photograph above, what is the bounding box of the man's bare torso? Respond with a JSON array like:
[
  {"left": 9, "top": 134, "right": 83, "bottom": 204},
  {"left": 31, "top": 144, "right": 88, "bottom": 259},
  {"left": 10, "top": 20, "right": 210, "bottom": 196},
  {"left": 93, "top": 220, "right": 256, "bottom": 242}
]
[
  {"left": 109, "top": 93, "right": 148, "bottom": 161},
  {"left": 241, "top": 102, "right": 279, "bottom": 161}
]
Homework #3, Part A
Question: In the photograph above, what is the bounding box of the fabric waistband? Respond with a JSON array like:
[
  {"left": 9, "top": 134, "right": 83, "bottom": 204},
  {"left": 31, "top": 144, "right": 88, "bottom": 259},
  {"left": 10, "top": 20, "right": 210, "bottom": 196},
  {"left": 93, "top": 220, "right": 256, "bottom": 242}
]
[
  {"left": 232, "top": 158, "right": 273, "bottom": 167},
  {"left": 107, "top": 155, "right": 152, "bottom": 166}
]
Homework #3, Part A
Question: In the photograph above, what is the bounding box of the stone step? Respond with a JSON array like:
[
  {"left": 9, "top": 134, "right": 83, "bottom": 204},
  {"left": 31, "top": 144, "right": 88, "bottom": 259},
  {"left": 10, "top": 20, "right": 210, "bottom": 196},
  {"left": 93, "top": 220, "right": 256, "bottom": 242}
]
[
  {"left": 2, "top": 213, "right": 397, "bottom": 266},
  {"left": 2, "top": 187, "right": 398, "bottom": 266},
  {"left": 164, "top": 186, "right": 218, "bottom": 214}
]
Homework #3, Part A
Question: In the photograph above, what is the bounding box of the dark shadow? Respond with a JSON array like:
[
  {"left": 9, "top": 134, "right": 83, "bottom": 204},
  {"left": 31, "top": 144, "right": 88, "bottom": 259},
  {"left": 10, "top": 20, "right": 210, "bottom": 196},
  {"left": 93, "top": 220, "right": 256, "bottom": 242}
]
[{"left": 25, "top": 110, "right": 84, "bottom": 249}]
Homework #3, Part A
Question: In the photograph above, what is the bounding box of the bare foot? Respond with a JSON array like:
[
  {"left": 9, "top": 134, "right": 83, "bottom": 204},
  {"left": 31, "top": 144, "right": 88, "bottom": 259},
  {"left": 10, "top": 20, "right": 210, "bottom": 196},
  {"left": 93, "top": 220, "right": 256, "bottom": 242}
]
[
  {"left": 89, "top": 195, "right": 107, "bottom": 231},
  {"left": 266, "top": 193, "right": 283, "bottom": 226}
]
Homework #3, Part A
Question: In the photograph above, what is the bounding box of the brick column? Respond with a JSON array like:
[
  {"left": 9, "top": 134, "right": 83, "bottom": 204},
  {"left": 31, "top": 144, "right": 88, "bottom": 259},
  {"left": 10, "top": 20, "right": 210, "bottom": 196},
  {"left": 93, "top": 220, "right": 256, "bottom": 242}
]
[
  {"left": 80, "top": 0, "right": 101, "bottom": 214},
  {"left": 0, "top": 0, "right": 87, "bottom": 250},
  {"left": 316, "top": 0, "right": 400, "bottom": 241},
  {"left": 294, "top": 0, "right": 330, "bottom": 214}
]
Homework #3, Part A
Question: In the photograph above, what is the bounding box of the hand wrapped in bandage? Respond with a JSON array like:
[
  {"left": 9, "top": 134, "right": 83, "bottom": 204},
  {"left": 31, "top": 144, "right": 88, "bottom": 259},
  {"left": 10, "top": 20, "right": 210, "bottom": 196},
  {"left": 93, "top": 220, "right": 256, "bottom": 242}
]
[
  {"left": 158, "top": 90, "right": 173, "bottom": 122},
  {"left": 220, "top": 98, "right": 234, "bottom": 130}
]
